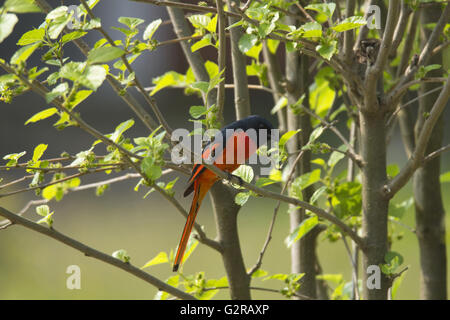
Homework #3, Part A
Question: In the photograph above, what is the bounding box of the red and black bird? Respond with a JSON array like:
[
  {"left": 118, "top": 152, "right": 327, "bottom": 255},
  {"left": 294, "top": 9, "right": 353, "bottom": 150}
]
[{"left": 173, "top": 115, "right": 274, "bottom": 272}]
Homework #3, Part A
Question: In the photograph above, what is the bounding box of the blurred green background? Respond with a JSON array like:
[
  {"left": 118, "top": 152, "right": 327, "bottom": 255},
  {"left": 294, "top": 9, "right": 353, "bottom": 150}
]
[{"left": 0, "top": 0, "right": 449, "bottom": 300}]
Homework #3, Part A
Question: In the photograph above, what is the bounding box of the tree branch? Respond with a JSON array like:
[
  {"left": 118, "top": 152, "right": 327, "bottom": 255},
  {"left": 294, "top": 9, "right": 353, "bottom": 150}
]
[
  {"left": 215, "top": 0, "right": 227, "bottom": 124},
  {"left": 0, "top": 206, "right": 195, "bottom": 300},
  {"left": 385, "top": 73, "right": 450, "bottom": 197}
]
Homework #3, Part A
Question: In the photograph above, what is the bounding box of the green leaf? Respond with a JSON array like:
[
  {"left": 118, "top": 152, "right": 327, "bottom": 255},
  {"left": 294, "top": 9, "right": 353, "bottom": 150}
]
[
  {"left": 232, "top": 165, "right": 254, "bottom": 184},
  {"left": 332, "top": 16, "right": 366, "bottom": 32},
  {"left": 271, "top": 96, "right": 287, "bottom": 114},
  {"left": 37, "top": 211, "right": 54, "bottom": 227},
  {"left": 328, "top": 146, "right": 347, "bottom": 168},
  {"left": 4, "top": 0, "right": 41, "bottom": 13},
  {"left": 181, "top": 236, "right": 199, "bottom": 265},
  {"left": 17, "top": 28, "right": 45, "bottom": 46},
  {"left": 235, "top": 192, "right": 250, "bottom": 206},
  {"left": 118, "top": 17, "right": 145, "bottom": 29},
  {"left": 206, "top": 14, "right": 217, "bottom": 33},
  {"left": 61, "top": 31, "right": 87, "bottom": 44},
  {"left": 191, "top": 81, "right": 209, "bottom": 94},
  {"left": 150, "top": 71, "right": 185, "bottom": 96},
  {"left": 310, "top": 185, "right": 327, "bottom": 204},
  {"left": 267, "top": 39, "right": 279, "bottom": 54},
  {"left": 10, "top": 42, "right": 40, "bottom": 65},
  {"left": 46, "top": 82, "right": 69, "bottom": 103},
  {"left": 111, "top": 119, "right": 134, "bottom": 143},
  {"left": 25, "top": 107, "right": 58, "bottom": 125},
  {"left": 440, "top": 171, "right": 450, "bottom": 183},
  {"left": 42, "top": 184, "right": 57, "bottom": 200},
  {"left": 191, "top": 34, "right": 213, "bottom": 52},
  {"left": 285, "top": 215, "right": 319, "bottom": 248},
  {"left": 308, "top": 126, "right": 325, "bottom": 144},
  {"left": 32, "top": 144, "right": 48, "bottom": 162},
  {"left": 316, "top": 273, "right": 343, "bottom": 284},
  {"left": 309, "top": 80, "right": 336, "bottom": 117},
  {"left": 331, "top": 181, "right": 362, "bottom": 218},
  {"left": 305, "top": 3, "right": 336, "bottom": 18},
  {"left": 387, "top": 164, "right": 400, "bottom": 178},
  {"left": 36, "top": 205, "right": 50, "bottom": 217},
  {"left": 250, "top": 269, "right": 268, "bottom": 278},
  {"left": 316, "top": 40, "right": 337, "bottom": 61},
  {"left": 188, "top": 14, "right": 211, "bottom": 29},
  {"left": 80, "top": 65, "right": 107, "bottom": 90},
  {"left": 143, "top": 18, "right": 162, "bottom": 40},
  {"left": 112, "top": 249, "right": 131, "bottom": 263},
  {"left": 189, "top": 105, "right": 207, "bottom": 119},
  {"left": 291, "top": 169, "right": 321, "bottom": 198},
  {"left": 141, "top": 157, "right": 162, "bottom": 181},
  {"left": 141, "top": 252, "right": 169, "bottom": 269},
  {"left": 290, "top": 22, "right": 322, "bottom": 38},
  {"left": 46, "top": 6, "right": 68, "bottom": 20},
  {"left": 70, "top": 90, "right": 92, "bottom": 109},
  {"left": 48, "top": 14, "right": 71, "bottom": 39},
  {"left": 3, "top": 151, "right": 26, "bottom": 166},
  {"left": 279, "top": 130, "right": 300, "bottom": 149},
  {"left": 88, "top": 46, "right": 125, "bottom": 64},
  {"left": 238, "top": 33, "right": 258, "bottom": 53}
]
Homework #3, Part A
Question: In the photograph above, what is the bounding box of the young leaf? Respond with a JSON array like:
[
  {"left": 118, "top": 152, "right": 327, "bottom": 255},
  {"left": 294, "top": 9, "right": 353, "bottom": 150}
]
[
  {"left": 112, "top": 249, "right": 131, "bottom": 263},
  {"left": 88, "top": 46, "right": 125, "bottom": 64},
  {"left": 189, "top": 105, "right": 207, "bottom": 119},
  {"left": 79, "top": 65, "right": 107, "bottom": 90},
  {"left": 291, "top": 169, "right": 321, "bottom": 198},
  {"left": 10, "top": 42, "right": 40, "bottom": 65},
  {"left": 0, "top": 13, "right": 18, "bottom": 44},
  {"left": 143, "top": 18, "right": 162, "bottom": 41},
  {"left": 141, "top": 252, "right": 169, "bottom": 269},
  {"left": 316, "top": 40, "right": 337, "bottom": 61},
  {"left": 305, "top": 3, "right": 336, "bottom": 18},
  {"left": 118, "top": 17, "right": 145, "bottom": 29},
  {"left": 141, "top": 157, "right": 162, "bottom": 181},
  {"left": 25, "top": 108, "right": 58, "bottom": 125},
  {"left": 232, "top": 165, "right": 254, "bottom": 184},
  {"left": 17, "top": 29, "right": 45, "bottom": 46},
  {"left": 111, "top": 119, "right": 135, "bottom": 142},
  {"left": 188, "top": 14, "right": 211, "bottom": 29},
  {"left": 32, "top": 144, "right": 48, "bottom": 162},
  {"left": 238, "top": 33, "right": 258, "bottom": 53},
  {"left": 279, "top": 130, "right": 301, "bottom": 149},
  {"left": 36, "top": 205, "right": 50, "bottom": 217},
  {"left": 332, "top": 16, "right": 366, "bottom": 32},
  {"left": 285, "top": 215, "right": 319, "bottom": 248},
  {"left": 46, "top": 82, "right": 69, "bottom": 103},
  {"left": 5, "top": 0, "right": 42, "bottom": 13},
  {"left": 235, "top": 192, "right": 250, "bottom": 206}
]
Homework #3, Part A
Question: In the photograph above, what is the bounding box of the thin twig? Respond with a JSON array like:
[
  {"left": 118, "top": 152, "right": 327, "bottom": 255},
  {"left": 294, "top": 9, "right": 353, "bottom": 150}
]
[{"left": 248, "top": 151, "right": 305, "bottom": 276}]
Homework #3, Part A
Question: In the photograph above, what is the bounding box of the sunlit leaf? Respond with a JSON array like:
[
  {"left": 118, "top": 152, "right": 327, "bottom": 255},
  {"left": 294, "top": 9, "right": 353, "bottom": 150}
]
[{"left": 25, "top": 108, "right": 58, "bottom": 125}]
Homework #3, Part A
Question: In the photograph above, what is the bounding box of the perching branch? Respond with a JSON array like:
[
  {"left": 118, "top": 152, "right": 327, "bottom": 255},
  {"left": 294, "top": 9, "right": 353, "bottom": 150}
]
[
  {"left": 385, "top": 73, "right": 450, "bottom": 197},
  {"left": 0, "top": 206, "right": 195, "bottom": 300}
]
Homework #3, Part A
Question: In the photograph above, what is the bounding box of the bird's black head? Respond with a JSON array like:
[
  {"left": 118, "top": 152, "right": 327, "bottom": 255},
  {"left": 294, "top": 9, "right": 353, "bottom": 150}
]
[
  {"left": 221, "top": 115, "right": 274, "bottom": 147},
  {"left": 224, "top": 115, "right": 273, "bottom": 132}
]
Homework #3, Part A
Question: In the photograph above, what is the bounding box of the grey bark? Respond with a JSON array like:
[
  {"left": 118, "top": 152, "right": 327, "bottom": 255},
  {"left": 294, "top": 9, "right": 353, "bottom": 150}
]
[
  {"left": 286, "top": 49, "right": 317, "bottom": 298},
  {"left": 210, "top": 183, "right": 251, "bottom": 300},
  {"left": 226, "top": 0, "right": 251, "bottom": 119},
  {"left": 359, "top": 109, "right": 390, "bottom": 300},
  {"left": 412, "top": 6, "right": 447, "bottom": 300}
]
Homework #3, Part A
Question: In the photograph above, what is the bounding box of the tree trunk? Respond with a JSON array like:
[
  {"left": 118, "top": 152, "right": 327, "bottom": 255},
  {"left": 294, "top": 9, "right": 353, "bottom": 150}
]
[
  {"left": 359, "top": 109, "right": 390, "bottom": 300},
  {"left": 412, "top": 5, "right": 447, "bottom": 300},
  {"left": 286, "top": 50, "right": 317, "bottom": 298},
  {"left": 210, "top": 183, "right": 251, "bottom": 300}
]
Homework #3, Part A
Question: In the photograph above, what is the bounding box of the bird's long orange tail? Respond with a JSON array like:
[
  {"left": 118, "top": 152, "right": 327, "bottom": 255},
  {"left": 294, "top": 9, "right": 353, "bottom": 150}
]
[{"left": 173, "top": 179, "right": 211, "bottom": 272}]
